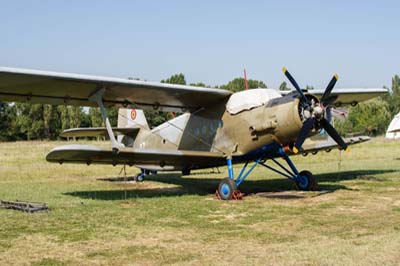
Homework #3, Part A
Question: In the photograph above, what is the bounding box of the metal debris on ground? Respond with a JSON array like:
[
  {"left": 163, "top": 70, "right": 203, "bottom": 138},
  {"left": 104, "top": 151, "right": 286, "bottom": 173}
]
[{"left": 0, "top": 200, "right": 49, "bottom": 213}]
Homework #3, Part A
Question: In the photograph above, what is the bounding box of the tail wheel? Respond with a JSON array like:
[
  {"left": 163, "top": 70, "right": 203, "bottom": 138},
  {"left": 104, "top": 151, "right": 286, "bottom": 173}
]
[
  {"left": 296, "top": 170, "right": 317, "bottom": 191},
  {"left": 218, "top": 178, "right": 237, "bottom": 200},
  {"left": 134, "top": 173, "right": 144, "bottom": 182}
]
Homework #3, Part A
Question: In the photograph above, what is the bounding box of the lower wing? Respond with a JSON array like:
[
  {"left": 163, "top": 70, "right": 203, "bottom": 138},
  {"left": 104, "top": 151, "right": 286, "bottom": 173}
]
[
  {"left": 299, "top": 135, "right": 370, "bottom": 155},
  {"left": 46, "top": 145, "right": 225, "bottom": 171}
]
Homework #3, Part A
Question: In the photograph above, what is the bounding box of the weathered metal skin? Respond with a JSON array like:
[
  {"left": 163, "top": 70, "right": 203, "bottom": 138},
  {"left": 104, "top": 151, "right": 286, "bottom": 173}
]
[
  {"left": 213, "top": 96, "right": 303, "bottom": 156},
  {"left": 133, "top": 93, "right": 305, "bottom": 158}
]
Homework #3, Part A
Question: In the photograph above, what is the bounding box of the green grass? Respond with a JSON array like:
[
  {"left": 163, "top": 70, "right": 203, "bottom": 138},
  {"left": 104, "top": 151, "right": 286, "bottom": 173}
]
[{"left": 1, "top": 138, "right": 400, "bottom": 265}]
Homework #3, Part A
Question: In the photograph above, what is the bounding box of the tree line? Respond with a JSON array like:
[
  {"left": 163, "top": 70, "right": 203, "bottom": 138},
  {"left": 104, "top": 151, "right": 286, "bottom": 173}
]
[{"left": 0, "top": 73, "right": 399, "bottom": 141}]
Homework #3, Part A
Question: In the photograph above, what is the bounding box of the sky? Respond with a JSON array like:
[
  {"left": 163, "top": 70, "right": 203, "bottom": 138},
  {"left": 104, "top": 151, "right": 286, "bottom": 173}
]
[{"left": 1, "top": 0, "right": 399, "bottom": 89}]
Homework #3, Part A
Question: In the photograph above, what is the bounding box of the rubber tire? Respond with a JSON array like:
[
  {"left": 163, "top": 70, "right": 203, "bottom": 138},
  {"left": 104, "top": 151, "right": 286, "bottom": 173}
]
[
  {"left": 134, "top": 173, "right": 144, "bottom": 182},
  {"left": 296, "top": 170, "right": 317, "bottom": 191},
  {"left": 182, "top": 168, "right": 191, "bottom": 176},
  {"left": 218, "top": 178, "right": 237, "bottom": 200}
]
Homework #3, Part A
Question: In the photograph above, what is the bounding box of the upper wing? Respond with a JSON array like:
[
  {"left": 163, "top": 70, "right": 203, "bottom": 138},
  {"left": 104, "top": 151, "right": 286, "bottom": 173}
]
[
  {"left": 60, "top": 127, "right": 140, "bottom": 138},
  {"left": 0, "top": 67, "right": 232, "bottom": 112},
  {"left": 46, "top": 144, "right": 226, "bottom": 170},
  {"left": 309, "top": 88, "right": 387, "bottom": 105},
  {"left": 281, "top": 88, "right": 387, "bottom": 105}
]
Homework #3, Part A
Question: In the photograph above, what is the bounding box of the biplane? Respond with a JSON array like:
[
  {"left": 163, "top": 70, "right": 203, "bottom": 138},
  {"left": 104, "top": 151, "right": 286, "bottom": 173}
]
[{"left": 0, "top": 67, "right": 387, "bottom": 199}]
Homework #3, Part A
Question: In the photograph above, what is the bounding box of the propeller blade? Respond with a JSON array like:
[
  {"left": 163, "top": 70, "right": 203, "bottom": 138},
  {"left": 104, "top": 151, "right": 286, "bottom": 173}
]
[
  {"left": 282, "top": 67, "right": 309, "bottom": 104},
  {"left": 293, "top": 117, "right": 315, "bottom": 153},
  {"left": 321, "top": 74, "right": 338, "bottom": 105},
  {"left": 319, "top": 118, "right": 349, "bottom": 151},
  {"left": 325, "top": 106, "right": 332, "bottom": 123}
]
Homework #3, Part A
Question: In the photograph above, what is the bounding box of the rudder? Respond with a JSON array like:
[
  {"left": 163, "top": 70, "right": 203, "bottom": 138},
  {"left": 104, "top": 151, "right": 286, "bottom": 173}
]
[
  {"left": 117, "top": 108, "right": 149, "bottom": 130},
  {"left": 117, "top": 108, "right": 149, "bottom": 146}
]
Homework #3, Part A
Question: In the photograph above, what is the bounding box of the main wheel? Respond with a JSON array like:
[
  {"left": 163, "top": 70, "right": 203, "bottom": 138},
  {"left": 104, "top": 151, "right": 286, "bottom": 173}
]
[
  {"left": 295, "top": 170, "right": 317, "bottom": 191},
  {"left": 182, "top": 168, "right": 191, "bottom": 176},
  {"left": 218, "top": 178, "right": 237, "bottom": 200},
  {"left": 134, "top": 173, "right": 145, "bottom": 182}
]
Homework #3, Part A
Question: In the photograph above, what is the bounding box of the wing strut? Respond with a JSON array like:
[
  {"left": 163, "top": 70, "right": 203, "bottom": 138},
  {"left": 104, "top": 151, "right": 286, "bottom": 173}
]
[{"left": 88, "top": 88, "right": 122, "bottom": 153}]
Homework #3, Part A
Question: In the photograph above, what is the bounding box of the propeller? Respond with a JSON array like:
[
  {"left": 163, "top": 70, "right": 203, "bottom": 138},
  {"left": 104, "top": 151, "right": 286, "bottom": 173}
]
[
  {"left": 320, "top": 74, "right": 338, "bottom": 106},
  {"left": 282, "top": 68, "right": 349, "bottom": 154},
  {"left": 282, "top": 67, "right": 310, "bottom": 106}
]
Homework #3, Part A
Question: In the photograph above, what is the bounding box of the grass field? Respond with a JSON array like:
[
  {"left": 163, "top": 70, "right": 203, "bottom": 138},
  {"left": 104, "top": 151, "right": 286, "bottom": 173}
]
[{"left": 1, "top": 138, "right": 400, "bottom": 265}]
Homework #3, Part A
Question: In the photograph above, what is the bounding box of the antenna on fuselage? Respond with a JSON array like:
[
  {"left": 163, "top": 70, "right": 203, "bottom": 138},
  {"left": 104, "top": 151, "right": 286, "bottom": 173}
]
[{"left": 244, "top": 69, "right": 249, "bottom": 90}]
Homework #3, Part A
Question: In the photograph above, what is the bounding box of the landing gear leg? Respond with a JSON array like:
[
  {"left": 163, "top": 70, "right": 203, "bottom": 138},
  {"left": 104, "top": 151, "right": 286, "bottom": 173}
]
[
  {"left": 216, "top": 158, "right": 258, "bottom": 200},
  {"left": 216, "top": 146, "right": 319, "bottom": 199},
  {"left": 258, "top": 148, "right": 318, "bottom": 191}
]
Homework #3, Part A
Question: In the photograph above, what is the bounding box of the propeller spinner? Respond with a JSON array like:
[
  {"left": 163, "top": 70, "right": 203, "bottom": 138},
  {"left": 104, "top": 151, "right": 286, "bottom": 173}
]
[{"left": 282, "top": 68, "right": 349, "bottom": 154}]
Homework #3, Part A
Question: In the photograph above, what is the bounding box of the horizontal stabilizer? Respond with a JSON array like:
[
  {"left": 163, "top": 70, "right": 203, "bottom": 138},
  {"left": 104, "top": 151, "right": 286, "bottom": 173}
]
[{"left": 60, "top": 127, "right": 140, "bottom": 138}]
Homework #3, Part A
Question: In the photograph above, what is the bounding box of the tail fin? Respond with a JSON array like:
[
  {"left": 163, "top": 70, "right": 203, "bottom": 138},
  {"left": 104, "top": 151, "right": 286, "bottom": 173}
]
[
  {"left": 117, "top": 108, "right": 149, "bottom": 130},
  {"left": 117, "top": 108, "right": 149, "bottom": 146}
]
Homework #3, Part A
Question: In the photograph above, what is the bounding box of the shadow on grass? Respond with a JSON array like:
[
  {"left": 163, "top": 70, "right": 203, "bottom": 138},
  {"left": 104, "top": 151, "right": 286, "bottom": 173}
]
[
  {"left": 64, "top": 169, "right": 397, "bottom": 200},
  {"left": 316, "top": 169, "right": 397, "bottom": 182}
]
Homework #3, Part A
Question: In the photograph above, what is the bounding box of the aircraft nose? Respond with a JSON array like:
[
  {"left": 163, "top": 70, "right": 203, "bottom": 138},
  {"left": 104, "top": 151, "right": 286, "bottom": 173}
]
[{"left": 313, "top": 105, "right": 324, "bottom": 120}]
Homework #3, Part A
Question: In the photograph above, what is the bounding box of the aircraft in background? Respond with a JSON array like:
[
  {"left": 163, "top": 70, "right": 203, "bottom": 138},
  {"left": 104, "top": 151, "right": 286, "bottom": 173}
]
[
  {"left": 386, "top": 113, "right": 400, "bottom": 138},
  {"left": 0, "top": 67, "right": 387, "bottom": 199}
]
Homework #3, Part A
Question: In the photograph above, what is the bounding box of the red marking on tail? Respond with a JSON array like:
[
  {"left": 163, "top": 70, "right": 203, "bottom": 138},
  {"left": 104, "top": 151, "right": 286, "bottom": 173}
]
[{"left": 130, "top": 109, "right": 137, "bottom": 120}]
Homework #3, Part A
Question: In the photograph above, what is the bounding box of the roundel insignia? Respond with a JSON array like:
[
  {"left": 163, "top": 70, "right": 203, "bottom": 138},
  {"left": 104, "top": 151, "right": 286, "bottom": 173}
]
[{"left": 130, "top": 109, "right": 137, "bottom": 120}]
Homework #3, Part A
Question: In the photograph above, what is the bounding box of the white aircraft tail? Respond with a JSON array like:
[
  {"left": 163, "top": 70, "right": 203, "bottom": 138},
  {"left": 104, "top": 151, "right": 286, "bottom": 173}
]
[
  {"left": 117, "top": 108, "right": 149, "bottom": 130},
  {"left": 117, "top": 108, "right": 149, "bottom": 146}
]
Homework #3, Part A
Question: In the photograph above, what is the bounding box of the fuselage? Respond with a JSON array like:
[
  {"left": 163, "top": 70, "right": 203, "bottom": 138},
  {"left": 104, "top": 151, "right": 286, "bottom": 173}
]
[{"left": 133, "top": 89, "right": 314, "bottom": 169}]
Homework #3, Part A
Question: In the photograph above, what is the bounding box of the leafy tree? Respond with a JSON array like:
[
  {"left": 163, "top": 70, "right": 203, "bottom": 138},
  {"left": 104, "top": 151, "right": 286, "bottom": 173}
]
[
  {"left": 80, "top": 110, "right": 92, "bottom": 128},
  {"left": 87, "top": 106, "right": 118, "bottom": 128},
  {"left": 12, "top": 103, "right": 46, "bottom": 140},
  {"left": 13, "top": 103, "right": 34, "bottom": 140},
  {"left": 29, "top": 104, "right": 46, "bottom": 140},
  {"left": 69, "top": 106, "right": 83, "bottom": 128},
  {"left": 305, "top": 85, "right": 314, "bottom": 90},
  {"left": 89, "top": 107, "right": 103, "bottom": 127},
  {"left": 43, "top": 105, "right": 61, "bottom": 139},
  {"left": 161, "top": 73, "right": 186, "bottom": 85},
  {"left": 335, "top": 98, "right": 391, "bottom": 136},
  {"left": 381, "top": 75, "right": 400, "bottom": 118},
  {"left": 220, "top": 78, "right": 267, "bottom": 92},
  {"left": 107, "top": 107, "right": 119, "bottom": 127},
  {"left": 279, "top": 81, "right": 289, "bottom": 91},
  {"left": 190, "top": 82, "right": 207, "bottom": 87},
  {"left": 58, "top": 106, "right": 71, "bottom": 132},
  {"left": 0, "top": 102, "right": 12, "bottom": 141}
]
